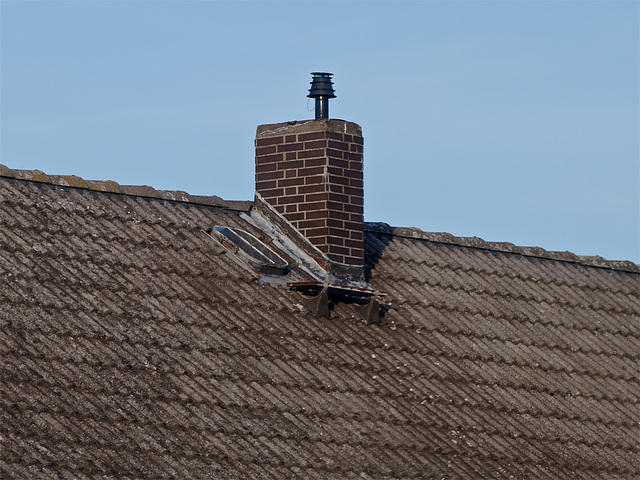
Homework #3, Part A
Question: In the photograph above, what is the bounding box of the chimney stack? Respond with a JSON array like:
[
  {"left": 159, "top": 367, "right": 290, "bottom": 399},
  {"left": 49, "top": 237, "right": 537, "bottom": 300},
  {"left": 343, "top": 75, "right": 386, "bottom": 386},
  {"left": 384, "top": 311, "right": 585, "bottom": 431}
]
[{"left": 255, "top": 74, "right": 365, "bottom": 278}]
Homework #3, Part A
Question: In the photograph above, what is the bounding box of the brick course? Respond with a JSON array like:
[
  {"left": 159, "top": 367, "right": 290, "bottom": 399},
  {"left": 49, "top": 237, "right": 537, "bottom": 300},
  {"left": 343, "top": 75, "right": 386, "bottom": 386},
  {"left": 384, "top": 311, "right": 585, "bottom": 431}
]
[{"left": 256, "top": 119, "right": 364, "bottom": 267}]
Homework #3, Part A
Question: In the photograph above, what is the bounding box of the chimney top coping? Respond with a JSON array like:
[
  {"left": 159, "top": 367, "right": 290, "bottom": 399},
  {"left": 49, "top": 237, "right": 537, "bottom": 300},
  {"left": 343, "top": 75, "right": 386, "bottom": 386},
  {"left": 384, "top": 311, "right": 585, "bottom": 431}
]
[{"left": 257, "top": 119, "right": 362, "bottom": 138}]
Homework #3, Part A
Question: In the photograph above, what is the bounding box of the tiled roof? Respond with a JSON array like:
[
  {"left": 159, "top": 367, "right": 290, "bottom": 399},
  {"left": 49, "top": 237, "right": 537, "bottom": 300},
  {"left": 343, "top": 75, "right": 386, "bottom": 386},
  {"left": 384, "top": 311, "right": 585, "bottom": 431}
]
[{"left": 1, "top": 165, "right": 638, "bottom": 479}]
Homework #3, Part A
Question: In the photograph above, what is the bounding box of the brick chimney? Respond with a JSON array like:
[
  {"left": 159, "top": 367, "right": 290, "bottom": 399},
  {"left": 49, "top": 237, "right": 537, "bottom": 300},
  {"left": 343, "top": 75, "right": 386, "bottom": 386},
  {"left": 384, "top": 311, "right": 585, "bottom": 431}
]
[{"left": 255, "top": 119, "right": 364, "bottom": 277}]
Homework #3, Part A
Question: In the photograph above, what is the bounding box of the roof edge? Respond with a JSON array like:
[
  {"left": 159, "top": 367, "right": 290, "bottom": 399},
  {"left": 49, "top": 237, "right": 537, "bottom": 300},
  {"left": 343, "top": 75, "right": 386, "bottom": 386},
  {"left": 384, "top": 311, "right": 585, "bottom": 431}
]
[
  {"left": 0, "top": 164, "right": 252, "bottom": 212},
  {"left": 365, "top": 222, "right": 640, "bottom": 273}
]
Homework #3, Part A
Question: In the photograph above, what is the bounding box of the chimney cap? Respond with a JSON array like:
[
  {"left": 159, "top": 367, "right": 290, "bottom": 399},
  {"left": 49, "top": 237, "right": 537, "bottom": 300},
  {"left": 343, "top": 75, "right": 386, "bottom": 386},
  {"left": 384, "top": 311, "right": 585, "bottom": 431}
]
[{"left": 307, "top": 72, "right": 336, "bottom": 99}]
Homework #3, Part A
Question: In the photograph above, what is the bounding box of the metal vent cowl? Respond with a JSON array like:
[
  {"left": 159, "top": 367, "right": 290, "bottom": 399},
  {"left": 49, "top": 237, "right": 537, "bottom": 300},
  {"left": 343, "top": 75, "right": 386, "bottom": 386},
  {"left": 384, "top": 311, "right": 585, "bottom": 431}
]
[{"left": 307, "top": 72, "right": 336, "bottom": 120}]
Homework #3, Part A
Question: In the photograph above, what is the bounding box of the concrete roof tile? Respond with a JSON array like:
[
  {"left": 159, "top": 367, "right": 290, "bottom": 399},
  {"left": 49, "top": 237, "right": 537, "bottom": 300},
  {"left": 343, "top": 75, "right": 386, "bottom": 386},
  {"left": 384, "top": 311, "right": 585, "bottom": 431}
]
[{"left": 1, "top": 165, "right": 638, "bottom": 478}]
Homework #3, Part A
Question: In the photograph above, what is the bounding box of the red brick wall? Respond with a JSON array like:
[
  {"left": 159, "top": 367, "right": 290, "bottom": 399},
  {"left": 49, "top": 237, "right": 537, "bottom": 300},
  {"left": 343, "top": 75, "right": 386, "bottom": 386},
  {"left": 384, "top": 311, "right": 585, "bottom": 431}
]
[{"left": 255, "top": 120, "right": 364, "bottom": 267}]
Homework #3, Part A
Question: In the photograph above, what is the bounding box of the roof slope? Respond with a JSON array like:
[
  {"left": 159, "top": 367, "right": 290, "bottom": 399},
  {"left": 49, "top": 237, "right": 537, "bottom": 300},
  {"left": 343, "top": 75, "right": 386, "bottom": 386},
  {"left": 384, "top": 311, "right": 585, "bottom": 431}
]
[{"left": 1, "top": 167, "right": 639, "bottom": 479}]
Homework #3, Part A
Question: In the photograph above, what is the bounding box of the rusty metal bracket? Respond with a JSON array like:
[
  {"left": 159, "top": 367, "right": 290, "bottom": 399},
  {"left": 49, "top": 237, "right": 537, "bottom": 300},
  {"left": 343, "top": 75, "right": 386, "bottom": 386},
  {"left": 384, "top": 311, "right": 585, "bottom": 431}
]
[{"left": 290, "top": 281, "right": 386, "bottom": 322}]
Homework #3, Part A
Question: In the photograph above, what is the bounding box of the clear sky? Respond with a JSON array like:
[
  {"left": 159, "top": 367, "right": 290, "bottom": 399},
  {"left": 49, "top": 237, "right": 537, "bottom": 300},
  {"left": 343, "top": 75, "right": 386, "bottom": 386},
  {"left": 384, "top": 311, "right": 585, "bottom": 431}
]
[{"left": 1, "top": 0, "right": 638, "bottom": 263}]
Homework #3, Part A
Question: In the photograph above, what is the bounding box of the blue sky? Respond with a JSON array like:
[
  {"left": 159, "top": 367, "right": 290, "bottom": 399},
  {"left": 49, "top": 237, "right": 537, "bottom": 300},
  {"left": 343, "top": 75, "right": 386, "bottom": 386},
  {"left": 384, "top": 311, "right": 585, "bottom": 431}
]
[{"left": 1, "top": 0, "right": 638, "bottom": 262}]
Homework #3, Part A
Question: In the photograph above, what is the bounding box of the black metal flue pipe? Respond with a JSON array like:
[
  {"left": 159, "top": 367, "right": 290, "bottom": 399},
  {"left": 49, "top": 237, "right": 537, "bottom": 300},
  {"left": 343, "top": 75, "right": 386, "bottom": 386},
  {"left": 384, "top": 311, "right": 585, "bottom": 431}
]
[{"left": 307, "top": 72, "right": 336, "bottom": 120}]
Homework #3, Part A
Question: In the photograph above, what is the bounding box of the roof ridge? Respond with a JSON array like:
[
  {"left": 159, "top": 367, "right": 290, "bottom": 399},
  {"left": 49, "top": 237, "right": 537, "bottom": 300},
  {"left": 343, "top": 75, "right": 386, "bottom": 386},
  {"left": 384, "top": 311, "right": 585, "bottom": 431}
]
[
  {"left": 0, "top": 164, "right": 252, "bottom": 212},
  {"left": 364, "top": 222, "right": 640, "bottom": 273},
  {"left": 3, "top": 164, "right": 636, "bottom": 272}
]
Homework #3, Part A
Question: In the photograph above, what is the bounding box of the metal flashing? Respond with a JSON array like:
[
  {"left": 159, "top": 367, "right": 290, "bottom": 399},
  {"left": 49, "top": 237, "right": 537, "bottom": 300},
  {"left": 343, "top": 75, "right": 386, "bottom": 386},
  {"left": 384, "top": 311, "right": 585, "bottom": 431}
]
[
  {"left": 287, "top": 281, "right": 387, "bottom": 298},
  {"left": 287, "top": 282, "right": 386, "bottom": 322}
]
